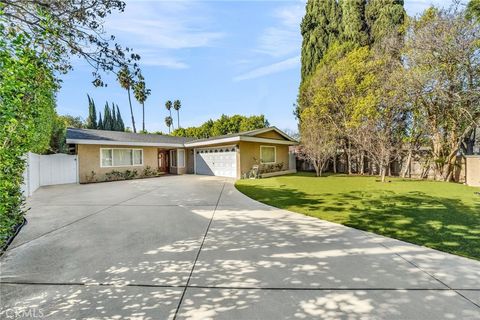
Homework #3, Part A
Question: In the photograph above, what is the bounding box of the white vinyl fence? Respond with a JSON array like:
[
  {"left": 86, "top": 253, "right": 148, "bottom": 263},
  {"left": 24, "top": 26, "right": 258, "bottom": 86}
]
[{"left": 22, "top": 152, "right": 78, "bottom": 196}]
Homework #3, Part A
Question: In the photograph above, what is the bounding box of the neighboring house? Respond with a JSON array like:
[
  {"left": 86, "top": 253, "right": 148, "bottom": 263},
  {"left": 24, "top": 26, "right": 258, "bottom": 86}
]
[{"left": 66, "top": 127, "right": 298, "bottom": 183}]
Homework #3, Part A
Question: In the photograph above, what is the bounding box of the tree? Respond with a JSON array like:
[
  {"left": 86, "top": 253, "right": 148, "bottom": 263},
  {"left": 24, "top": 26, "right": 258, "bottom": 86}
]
[
  {"left": 173, "top": 100, "right": 181, "bottom": 129},
  {"left": 165, "top": 116, "right": 173, "bottom": 134},
  {"left": 299, "top": 108, "right": 338, "bottom": 176},
  {"left": 116, "top": 105, "right": 125, "bottom": 131},
  {"left": 467, "top": 0, "right": 480, "bottom": 20},
  {"left": 340, "top": 0, "right": 369, "bottom": 46},
  {"left": 133, "top": 73, "right": 151, "bottom": 132},
  {"left": 118, "top": 66, "right": 136, "bottom": 132},
  {"left": 165, "top": 100, "right": 174, "bottom": 131},
  {"left": 301, "top": 0, "right": 341, "bottom": 80},
  {"left": 1, "top": 0, "right": 141, "bottom": 87},
  {"left": 97, "top": 113, "right": 104, "bottom": 130},
  {"left": 365, "top": 0, "right": 406, "bottom": 44},
  {"left": 85, "top": 95, "right": 97, "bottom": 129},
  {"left": 103, "top": 103, "right": 113, "bottom": 130},
  {"left": 171, "top": 114, "right": 269, "bottom": 138},
  {"left": 112, "top": 104, "right": 118, "bottom": 130},
  {"left": 402, "top": 5, "right": 480, "bottom": 181}
]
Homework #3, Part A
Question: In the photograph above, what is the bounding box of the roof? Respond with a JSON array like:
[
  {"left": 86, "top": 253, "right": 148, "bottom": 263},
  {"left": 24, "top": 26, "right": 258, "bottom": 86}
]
[
  {"left": 66, "top": 128, "right": 193, "bottom": 147},
  {"left": 184, "top": 127, "right": 297, "bottom": 147},
  {"left": 66, "top": 126, "right": 298, "bottom": 148}
]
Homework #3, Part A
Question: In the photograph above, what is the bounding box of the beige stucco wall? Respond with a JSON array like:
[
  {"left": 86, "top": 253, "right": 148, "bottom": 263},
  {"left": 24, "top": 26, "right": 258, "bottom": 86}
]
[
  {"left": 466, "top": 156, "right": 480, "bottom": 187},
  {"left": 239, "top": 141, "right": 290, "bottom": 177},
  {"left": 78, "top": 144, "right": 158, "bottom": 183}
]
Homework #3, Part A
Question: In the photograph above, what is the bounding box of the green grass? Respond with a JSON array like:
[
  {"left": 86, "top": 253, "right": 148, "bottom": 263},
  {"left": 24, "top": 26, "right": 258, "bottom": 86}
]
[{"left": 235, "top": 172, "right": 480, "bottom": 260}]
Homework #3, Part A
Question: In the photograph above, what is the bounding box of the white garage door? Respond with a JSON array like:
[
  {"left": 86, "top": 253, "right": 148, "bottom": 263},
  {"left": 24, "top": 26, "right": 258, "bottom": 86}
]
[{"left": 195, "top": 146, "right": 237, "bottom": 178}]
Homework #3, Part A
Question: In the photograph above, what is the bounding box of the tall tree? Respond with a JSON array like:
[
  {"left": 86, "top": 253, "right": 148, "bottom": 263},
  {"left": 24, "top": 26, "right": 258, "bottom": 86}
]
[
  {"left": 112, "top": 104, "right": 118, "bottom": 130},
  {"left": 165, "top": 116, "right": 173, "bottom": 134},
  {"left": 340, "top": 0, "right": 369, "bottom": 46},
  {"left": 173, "top": 100, "right": 181, "bottom": 129},
  {"left": 116, "top": 105, "right": 125, "bottom": 131},
  {"left": 365, "top": 0, "right": 406, "bottom": 44},
  {"left": 97, "top": 112, "right": 104, "bottom": 130},
  {"left": 103, "top": 103, "right": 113, "bottom": 130},
  {"left": 85, "top": 95, "right": 97, "bottom": 129},
  {"left": 402, "top": 5, "right": 480, "bottom": 181},
  {"left": 117, "top": 66, "right": 136, "bottom": 132},
  {"left": 300, "top": 0, "right": 341, "bottom": 80},
  {"left": 165, "top": 100, "right": 174, "bottom": 131},
  {"left": 133, "top": 73, "right": 151, "bottom": 132}
]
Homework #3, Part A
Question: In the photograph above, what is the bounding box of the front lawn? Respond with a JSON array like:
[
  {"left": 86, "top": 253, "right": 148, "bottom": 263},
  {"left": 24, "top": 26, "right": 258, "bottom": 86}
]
[{"left": 235, "top": 173, "right": 480, "bottom": 260}]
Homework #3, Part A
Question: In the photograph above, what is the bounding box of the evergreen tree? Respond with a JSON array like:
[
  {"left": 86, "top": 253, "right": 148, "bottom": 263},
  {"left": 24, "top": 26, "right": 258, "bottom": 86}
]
[
  {"left": 116, "top": 105, "right": 125, "bottom": 131},
  {"left": 97, "top": 112, "right": 104, "bottom": 130},
  {"left": 85, "top": 94, "right": 97, "bottom": 129},
  {"left": 103, "top": 103, "right": 113, "bottom": 130},
  {"left": 301, "top": 0, "right": 341, "bottom": 80},
  {"left": 111, "top": 104, "right": 118, "bottom": 131},
  {"left": 340, "top": 0, "right": 369, "bottom": 46},
  {"left": 365, "top": 0, "right": 406, "bottom": 44}
]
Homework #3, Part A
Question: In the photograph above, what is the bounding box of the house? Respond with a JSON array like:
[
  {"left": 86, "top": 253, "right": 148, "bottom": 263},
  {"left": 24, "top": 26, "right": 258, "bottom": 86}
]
[{"left": 66, "top": 127, "right": 298, "bottom": 183}]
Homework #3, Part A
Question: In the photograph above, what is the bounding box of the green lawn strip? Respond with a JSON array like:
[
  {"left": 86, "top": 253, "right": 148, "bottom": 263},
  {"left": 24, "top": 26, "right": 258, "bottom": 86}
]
[{"left": 235, "top": 173, "right": 480, "bottom": 260}]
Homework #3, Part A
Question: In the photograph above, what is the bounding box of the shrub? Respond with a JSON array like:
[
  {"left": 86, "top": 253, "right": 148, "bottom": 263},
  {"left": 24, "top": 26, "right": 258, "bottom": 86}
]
[
  {"left": 142, "top": 166, "right": 156, "bottom": 177},
  {"left": 0, "top": 33, "right": 56, "bottom": 247},
  {"left": 123, "top": 170, "right": 138, "bottom": 180},
  {"left": 105, "top": 170, "right": 123, "bottom": 181}
]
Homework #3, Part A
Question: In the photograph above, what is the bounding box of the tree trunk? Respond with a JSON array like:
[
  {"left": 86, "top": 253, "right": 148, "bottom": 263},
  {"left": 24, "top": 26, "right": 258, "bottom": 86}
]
[
  {"left": 333, "top": 155, "right": 337, "bottom": 173},
  {"left": 360, "top": 152, "right": 365, "bottom": 175},
  {"left": 313, "top": 162, "right": 321, "bottom": 177},
  {"left": 142, "top": 102, "right": 145, "bottom": 132},
  {"left": 127, "top": 88, "right": 136, "bottom": 133},
  {"left": 381, "top": 165, "right": 387, "bottom": 182},
  {"left": 177, "top": 110, "right": 180, "bottom": 129},
  {"left": 347, "top": 140, "right": 352, "bottom": 175},
  {"left": 401, "top": 149, "right": 412, "bottom": 178}
]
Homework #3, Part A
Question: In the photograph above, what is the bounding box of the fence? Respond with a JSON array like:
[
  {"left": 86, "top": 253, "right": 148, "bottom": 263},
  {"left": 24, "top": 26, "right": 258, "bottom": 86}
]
[{"left": 22, "top": 152, "right": 78, "bottom": 196}]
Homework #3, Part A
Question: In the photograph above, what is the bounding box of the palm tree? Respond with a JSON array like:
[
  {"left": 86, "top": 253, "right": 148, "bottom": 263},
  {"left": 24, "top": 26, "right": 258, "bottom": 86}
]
[
  {"left": 165, "top": 116, "right": 173, "bottom": 133},
  {"left": 173, "top": 99, "right": 181, "bottom": 129},
  {"left": 165, "top": 100, "right": 174, "bottom": 130},
  {"left": 117, "top": 66, "right": 136, "bottom": 133},
  {"left": 133, "top": 73, "right": 151, "bottom": 132}
]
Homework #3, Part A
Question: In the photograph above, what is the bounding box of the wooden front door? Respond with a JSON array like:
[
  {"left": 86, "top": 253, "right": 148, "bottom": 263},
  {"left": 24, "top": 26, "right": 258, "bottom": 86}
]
[{"left": 158, "top": 150, "right": 169, "bottom": 173}]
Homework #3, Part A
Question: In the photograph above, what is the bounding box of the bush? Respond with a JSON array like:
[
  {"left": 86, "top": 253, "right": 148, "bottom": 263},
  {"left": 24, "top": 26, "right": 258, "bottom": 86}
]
[
  {"left": 0, "top": 33, "right": 56, "bottom": 247},
  {"left": 142, "top": 166, "right": 157, "bottom": 177}
]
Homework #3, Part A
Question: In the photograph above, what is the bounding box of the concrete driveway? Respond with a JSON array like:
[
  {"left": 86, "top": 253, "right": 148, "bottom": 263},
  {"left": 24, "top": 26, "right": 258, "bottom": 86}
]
[{"left": 1, "top": 175, "right": 479, "bottom": 319}]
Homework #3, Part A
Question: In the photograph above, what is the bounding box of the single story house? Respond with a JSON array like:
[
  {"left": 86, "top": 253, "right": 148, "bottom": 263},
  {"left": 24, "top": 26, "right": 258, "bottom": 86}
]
[{"left": 66, "top": 127, "right": 298, "bottom": 183}]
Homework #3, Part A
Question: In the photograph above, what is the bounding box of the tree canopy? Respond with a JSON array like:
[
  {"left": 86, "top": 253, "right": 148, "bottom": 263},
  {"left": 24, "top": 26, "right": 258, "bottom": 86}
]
[{"left": 172, "top": 115, "right": 270, "bottom": 139}]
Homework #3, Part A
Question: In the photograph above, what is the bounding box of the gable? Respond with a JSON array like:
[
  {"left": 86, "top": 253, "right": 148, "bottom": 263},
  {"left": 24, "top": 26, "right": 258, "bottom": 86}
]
[{"left": 253, "top": 130, "right": 289, "bottom": 140}]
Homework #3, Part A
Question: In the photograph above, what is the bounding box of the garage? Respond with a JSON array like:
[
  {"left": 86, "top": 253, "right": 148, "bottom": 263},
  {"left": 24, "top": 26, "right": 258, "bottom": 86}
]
[{"left": 195, "top": 146, "right": 237, "bottom": 178}]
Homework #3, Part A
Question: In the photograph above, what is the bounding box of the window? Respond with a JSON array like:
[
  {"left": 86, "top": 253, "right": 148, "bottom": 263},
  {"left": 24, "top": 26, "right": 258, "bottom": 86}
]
[
  {"left": 260, "top": 146, "right": 276, "bottom": 164},
  {"left": 101, "top": 148, "right": 143, "bottom": 167},
  {"left": 170, "top": 149, "right": 185, "bottom": 167}
]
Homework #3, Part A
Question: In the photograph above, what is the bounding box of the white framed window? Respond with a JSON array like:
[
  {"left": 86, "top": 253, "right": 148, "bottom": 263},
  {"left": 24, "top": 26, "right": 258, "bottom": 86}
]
[
  {"left": 170, "top": 149, "right": 185, "bottom": 168},
  {"left": 260, "top": 146, "right": 276, "bottom": 164},
  {"left": 100, "top": 148, "right": 143, "bottom": 167}
]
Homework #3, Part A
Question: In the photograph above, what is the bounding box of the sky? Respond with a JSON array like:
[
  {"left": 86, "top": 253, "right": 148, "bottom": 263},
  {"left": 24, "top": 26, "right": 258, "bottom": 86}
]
[{"left": 57, "top": 0, "right": 455, "bottom": 134}]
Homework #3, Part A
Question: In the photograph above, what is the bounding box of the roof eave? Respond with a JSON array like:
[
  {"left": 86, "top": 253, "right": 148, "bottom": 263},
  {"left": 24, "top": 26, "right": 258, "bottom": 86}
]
[{"left": 66, "top": 139, "right": 185, "bottom": 148}]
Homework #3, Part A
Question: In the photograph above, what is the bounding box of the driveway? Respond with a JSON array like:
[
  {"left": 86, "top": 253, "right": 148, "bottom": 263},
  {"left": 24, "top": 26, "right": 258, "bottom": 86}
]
[{"left": 1, "top": 175, "right": 479, "bottom": 319}]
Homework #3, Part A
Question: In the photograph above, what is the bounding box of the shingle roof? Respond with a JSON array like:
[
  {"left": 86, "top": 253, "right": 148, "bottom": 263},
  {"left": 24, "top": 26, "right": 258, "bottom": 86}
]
[
  {"left": 66, "top": 128, "right": 194, "bottom": 146},
  {"left": 66, "top": 126, "right": 297, "bottom": 147}
]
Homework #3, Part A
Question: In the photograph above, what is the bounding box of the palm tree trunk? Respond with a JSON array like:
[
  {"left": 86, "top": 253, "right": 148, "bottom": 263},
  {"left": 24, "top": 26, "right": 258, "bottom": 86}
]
[
  {"left": 177, "top": 110, "right": 180, "bottom": 129},
  {"left": 127, "top": 88, "right": 136, "bottom": 133},
  {"left": 142, "top": 102, "right": 145, "bottom": 132},
  {"left": 169, "top": 110, "right": 175, "bottom": 131}
]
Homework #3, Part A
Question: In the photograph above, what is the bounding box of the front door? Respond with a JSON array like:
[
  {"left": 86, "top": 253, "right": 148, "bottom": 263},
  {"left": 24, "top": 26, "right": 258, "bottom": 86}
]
[{"left": 158, "top": 150, "right": 169, "bottom": 173}]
